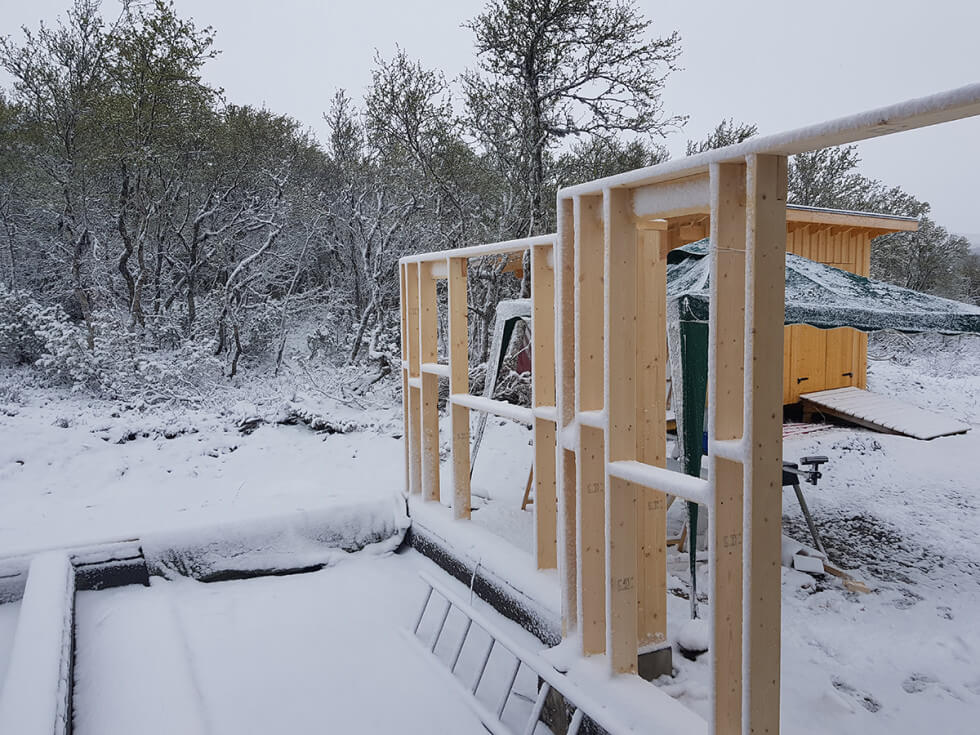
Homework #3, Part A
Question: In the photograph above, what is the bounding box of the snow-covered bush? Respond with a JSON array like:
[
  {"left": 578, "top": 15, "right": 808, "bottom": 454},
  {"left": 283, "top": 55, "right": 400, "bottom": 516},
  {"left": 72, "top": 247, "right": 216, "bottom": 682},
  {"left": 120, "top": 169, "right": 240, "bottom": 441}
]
[
  {"left": 82, "top": 314, "right": 224, "bottom": 405},
  {"left": 1, "top": 286, "right": 223, "bottom": 404},
  {"left": 0, "top": 285, "right": 77, "bottom": 367}
]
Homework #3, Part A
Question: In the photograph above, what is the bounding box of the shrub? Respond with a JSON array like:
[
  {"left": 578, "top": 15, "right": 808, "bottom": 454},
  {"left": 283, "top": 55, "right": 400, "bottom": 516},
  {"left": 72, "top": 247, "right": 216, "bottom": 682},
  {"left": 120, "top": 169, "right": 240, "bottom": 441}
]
[{"left": 0, "top": 285, "right": 223, "bottom": 404}]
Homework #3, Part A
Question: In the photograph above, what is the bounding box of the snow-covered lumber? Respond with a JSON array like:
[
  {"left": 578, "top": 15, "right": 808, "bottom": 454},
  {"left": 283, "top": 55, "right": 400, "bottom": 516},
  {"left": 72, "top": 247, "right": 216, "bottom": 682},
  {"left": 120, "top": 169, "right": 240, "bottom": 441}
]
[
  {"left": 142, "top": 499, "right": 407, "bottom": 581},
  {"left": 399, "top": 234, "right": 554, "bottom": 264},
  {"left": 560, "top": 83, "right": 980, "bottom": 197},
  {"left": 607, "top": 460, "right": 713, "bottom": 506},
  {"left": 0, "top": 552, "right": 75, "bottom": 735},
  {"left": 420, "top": 362, "right": 450, "bottom": 378},
  {"left": 450, "top": 393, "right": 533, "bottom": 425}
]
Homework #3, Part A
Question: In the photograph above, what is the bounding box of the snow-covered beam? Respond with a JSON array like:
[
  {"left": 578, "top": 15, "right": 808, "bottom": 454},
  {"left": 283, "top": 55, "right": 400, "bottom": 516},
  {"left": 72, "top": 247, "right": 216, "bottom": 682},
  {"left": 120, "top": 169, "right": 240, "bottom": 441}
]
[
  {"left": 633, "top": 173, "right": 711, "bottom": 222},
  {"left": 0, "top": 553, "right": 75, "bottom": 735},
  {"left": 399, "top": 234, "right": 555, "bottom": 264},
  {"left": 449, "top": 393, "right": 533, "bottom": 425},
  {"left": 561, "top": 82, "right": 980, "bottom": 197}
]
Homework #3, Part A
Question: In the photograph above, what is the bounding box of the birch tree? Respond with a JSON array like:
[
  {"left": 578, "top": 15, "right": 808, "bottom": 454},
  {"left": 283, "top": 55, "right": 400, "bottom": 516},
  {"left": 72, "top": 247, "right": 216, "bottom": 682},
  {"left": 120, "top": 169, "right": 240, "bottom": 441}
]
[{"left": 463, "top": 0, "right": 684, "bottom": 235}]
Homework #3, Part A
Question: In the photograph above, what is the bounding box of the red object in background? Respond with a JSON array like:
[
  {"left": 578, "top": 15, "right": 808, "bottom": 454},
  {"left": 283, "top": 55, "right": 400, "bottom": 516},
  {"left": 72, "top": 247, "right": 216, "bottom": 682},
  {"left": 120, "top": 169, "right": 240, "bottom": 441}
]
[{"left": 515, "top": 328, "right": 532, "bottom": 374}]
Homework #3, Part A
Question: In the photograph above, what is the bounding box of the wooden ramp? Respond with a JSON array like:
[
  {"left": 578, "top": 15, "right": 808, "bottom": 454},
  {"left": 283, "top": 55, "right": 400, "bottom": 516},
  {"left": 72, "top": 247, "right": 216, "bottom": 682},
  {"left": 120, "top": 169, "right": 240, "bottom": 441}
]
[{"left": 800, "top": 387, "right": 970, "bottom": 440}]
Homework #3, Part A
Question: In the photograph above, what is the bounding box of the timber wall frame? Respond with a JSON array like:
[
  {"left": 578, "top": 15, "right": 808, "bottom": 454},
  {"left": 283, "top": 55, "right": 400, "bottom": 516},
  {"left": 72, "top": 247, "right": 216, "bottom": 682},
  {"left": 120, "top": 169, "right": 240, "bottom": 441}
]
[
  {"left": 399, "top": 83, "right": 980, "bottom": 735},
  {"left": 399, "top": 234, "right": 560, "bottom": 571}
]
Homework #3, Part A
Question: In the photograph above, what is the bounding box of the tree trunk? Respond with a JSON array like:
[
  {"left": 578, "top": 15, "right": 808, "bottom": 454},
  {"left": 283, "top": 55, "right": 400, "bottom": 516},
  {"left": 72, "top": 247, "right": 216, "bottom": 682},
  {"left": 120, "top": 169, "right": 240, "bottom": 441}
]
[
  {"left": 116, "top": 170, "right": 145, "bottom": 327},
  {"left": 230, "top": 321, "right": 243, "bottom": 377},
  {"left": 348, "top": 299, "right": 376, "bottom": 365},
  {"left": 72, "top": 230, "right": 95, "bottom": 350}
]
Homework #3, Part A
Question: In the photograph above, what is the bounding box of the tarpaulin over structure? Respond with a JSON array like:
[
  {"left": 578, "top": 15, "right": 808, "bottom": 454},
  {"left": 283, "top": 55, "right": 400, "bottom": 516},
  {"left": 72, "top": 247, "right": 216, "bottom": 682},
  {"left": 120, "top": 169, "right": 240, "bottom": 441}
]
[{"left": 667, "top": 239, "right": 980, "bottom": 334}]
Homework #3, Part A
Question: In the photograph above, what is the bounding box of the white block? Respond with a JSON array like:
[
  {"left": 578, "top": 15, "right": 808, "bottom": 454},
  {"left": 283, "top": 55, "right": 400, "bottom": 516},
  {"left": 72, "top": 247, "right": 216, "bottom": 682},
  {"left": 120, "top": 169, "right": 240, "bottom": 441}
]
[{"left": 792, "top": 553, "right": 826, "bottom": 575}]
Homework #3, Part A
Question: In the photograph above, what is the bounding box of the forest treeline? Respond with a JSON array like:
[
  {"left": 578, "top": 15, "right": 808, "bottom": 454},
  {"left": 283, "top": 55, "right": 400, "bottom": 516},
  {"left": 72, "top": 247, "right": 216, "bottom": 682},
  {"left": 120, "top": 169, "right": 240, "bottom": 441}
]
[{"left": 0, "top": 0, "right": 976, "bottom": 403}]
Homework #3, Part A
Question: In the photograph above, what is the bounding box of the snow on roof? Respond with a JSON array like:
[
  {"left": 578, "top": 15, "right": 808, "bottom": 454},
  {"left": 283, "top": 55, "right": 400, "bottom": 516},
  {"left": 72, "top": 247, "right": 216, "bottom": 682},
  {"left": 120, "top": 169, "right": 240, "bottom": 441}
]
[{"left": 667, "top": 240, "right": 980, "bottom": 334}]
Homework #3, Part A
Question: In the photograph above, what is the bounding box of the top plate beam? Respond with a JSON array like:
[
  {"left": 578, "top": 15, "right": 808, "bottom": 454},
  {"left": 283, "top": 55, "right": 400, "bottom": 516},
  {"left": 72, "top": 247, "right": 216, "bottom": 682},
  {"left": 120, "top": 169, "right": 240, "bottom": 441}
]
[{"left": 560, "top": 82, "right": 980, "bottom": 198}]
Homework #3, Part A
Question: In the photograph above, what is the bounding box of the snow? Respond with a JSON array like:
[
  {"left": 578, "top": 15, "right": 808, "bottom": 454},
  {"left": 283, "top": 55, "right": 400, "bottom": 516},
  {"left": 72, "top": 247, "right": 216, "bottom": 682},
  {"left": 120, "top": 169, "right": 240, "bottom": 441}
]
[
  {"left": 141, "top": 500, "right": 406, "bottom": 580},
  {"left": 399, "top": 234, "right": 553, "bottom": 264},
  {"left": 676, "top": 618, "right": 710, "bottom": 653},
  {"left": 0, "top": 383, "right": 405, "bottom": 558},
  {"left": 0, "top": 602, "right": 20, "bottom": 686},
  {"left": 452, "top": 392, "right": 533, "bottom": 424},
  {"left": 72, "top": 551, "right": 516, "bottom": 735},
  {"left": 668, "top": 239, "right": 980, "bottom": 334},
  {"left": 1, "top": 332, "right": 979, "bottom": 734}
]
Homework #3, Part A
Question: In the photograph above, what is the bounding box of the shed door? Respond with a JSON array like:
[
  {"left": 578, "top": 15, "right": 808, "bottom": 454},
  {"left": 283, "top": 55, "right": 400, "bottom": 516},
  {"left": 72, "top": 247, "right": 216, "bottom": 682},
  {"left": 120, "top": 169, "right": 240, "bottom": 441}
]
[
  {"left": 789, "top": 325, "right": 826, "bottom": 401},
  {"left": 824, "top": 327, "right": 859, "bottom": 390}
]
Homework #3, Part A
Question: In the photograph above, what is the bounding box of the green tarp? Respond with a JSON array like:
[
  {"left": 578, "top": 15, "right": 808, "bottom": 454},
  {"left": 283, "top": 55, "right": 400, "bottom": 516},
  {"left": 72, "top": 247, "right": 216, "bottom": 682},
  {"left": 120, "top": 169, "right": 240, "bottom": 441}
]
[{"left": 667, "top": 239, "right": 980, "bottom": 335}]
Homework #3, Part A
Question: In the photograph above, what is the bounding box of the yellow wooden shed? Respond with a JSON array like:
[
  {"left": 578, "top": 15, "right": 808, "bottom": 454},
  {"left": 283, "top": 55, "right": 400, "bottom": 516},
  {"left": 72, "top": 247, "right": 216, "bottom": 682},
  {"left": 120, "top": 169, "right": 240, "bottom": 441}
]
[{"left": 659, "top": 204, "right": 919, "bottom": 403}]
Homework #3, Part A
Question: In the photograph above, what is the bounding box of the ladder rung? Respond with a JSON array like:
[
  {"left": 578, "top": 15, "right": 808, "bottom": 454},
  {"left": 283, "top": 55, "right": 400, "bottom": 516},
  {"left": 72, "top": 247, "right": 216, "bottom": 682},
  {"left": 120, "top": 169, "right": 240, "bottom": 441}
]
[
  {"left": 496, "top": 656, "right": 521, "bottom": 718},
  {"left": 449, "top": 618, "right": 473, "bottom": 673},
  {"left": 413, "top": 585, "right": 433, "bottom": 634},
  {"left": 522, "top": 682, "right": 551, "bottom": 735},
  {"left": 431, "top": 599, "right": 452, "bottom": 652},
  {"left": 472, "top": 638, "right": 495, "bottom": 694}
]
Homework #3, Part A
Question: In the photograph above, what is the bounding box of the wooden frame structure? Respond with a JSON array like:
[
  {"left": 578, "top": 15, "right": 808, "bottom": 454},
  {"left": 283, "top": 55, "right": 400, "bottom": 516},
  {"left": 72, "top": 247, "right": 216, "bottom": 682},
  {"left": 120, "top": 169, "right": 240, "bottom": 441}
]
[
  {"left": 399, "top": 83, "right": 980, "bottom": 734},
  {"left": 400, "top": 234, "right": 560, "bottom": 568}
]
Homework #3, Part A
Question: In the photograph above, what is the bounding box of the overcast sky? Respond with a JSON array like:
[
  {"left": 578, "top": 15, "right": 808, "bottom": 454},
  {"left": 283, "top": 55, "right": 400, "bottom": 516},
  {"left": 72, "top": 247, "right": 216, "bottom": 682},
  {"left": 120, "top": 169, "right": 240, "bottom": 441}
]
[{"left": 3, "top": 0, "right": 979, "bottom": 234}]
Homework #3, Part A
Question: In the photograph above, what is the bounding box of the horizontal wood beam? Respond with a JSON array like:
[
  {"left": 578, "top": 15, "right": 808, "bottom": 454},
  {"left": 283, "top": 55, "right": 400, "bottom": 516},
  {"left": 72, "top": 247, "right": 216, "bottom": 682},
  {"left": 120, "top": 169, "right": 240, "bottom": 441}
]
[
  {"left": 633, "top": 174, "right": 710, "bottom": 221},
  {"left": 449, "top": 393, "right": 533, "bottom": 425},
  {"left": 607, "top": 460, "right": 713, "bottom": 505},
  {"left": 421, "top": 362, "right": 450, "bottom": 378},
  {"left": 561, "top": 83, "right": 980, "bottom": 197},
  {"left": 651, "top": 204, "right": 916, "bottom": 235},
  {"left": 400, "top": 235, "right": 555, "bottom": 264}
]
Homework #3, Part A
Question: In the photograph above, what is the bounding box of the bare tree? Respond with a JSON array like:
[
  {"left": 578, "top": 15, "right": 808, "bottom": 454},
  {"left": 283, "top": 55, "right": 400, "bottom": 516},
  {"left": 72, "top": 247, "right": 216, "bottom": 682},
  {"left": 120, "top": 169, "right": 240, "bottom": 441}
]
[{"left": 463, "top": 0, "right": 685, "bottom": 235}]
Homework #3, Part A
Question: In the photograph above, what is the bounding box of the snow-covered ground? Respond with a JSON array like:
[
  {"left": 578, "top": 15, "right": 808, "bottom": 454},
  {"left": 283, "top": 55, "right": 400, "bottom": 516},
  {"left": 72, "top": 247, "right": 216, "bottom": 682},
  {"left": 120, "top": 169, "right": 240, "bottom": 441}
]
[
  {"left": 0, "top": 333, "right": 978, "bottom": 733},
  {"left": 73, "top": 550, "right": 547, "bottom": 735},
  {"left": 0, "top": 601, "right": 19, "bottom": 687},
  {"left": 0, "top": 379, "right": 405, "bottom": 557}
]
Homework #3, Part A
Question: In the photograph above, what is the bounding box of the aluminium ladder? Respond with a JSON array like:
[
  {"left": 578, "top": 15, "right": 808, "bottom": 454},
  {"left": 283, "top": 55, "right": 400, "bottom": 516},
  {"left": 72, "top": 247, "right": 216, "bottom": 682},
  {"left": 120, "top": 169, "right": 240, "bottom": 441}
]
[{"left": 409, "top": 571, "right": 634, "bottom": 735}]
